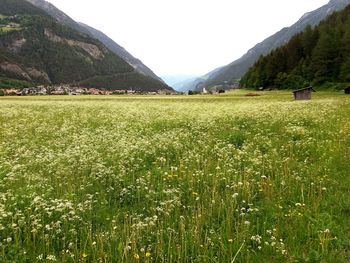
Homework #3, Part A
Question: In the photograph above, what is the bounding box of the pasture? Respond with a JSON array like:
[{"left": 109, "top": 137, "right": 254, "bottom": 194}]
[{"left": 0, "top": 91, "right": 349, "bottom": 262}]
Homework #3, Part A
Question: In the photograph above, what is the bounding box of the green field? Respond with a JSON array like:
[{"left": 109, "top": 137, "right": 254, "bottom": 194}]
[{"left": 0, "top": 91, "right": 349, "bottom": 262}]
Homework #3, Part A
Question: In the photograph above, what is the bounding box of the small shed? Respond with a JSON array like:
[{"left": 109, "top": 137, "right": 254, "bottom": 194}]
[
  {"left": 293, "top": 86, "right": 316, "bottom": 100},
  {"left": 344, "top": 87, "right": 350, "bottom": 94}
]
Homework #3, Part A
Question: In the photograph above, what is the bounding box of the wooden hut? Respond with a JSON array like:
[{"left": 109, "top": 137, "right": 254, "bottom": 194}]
[
  {"left": 344, "top": 87, "right": 350, "bottom": 94},
  {"left": 293, "top": 87, "right": 316, "bottom": 100}
]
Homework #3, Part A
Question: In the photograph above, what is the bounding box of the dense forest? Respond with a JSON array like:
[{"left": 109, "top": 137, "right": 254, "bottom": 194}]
[
  {"left": 241, "top": 5, "right": 350, "bottom": 90},
  {"left": 80, "top": 73, "right": 171, "bottom": 92},
  {"left": 0, "top": 0, "right": 170, "bottom": 91}
]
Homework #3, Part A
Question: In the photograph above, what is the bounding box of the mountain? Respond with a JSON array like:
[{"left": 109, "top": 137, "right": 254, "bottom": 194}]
[
  {"left": 241, "top": 4, "right": 350, "bottom": 89},
  {"left": 176, "top": 67, "right": 224, "bottom": 92},
  {"left": 160, "top": 74, "right": 198, "bottom": 89},
  {"left": 25, "top": 0, "right": 164, "bottom": 83},
  {"left": 78, "top": 23, "right": 163, "bottom": 83},
  {"left": 183, "top": 0, "right": 350, "bottom": 91},
  {"left": 0, "top": 0, "right": 170, "bottom": 91}
]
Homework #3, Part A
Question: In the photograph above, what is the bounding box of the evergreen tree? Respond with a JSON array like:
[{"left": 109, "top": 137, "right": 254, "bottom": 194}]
[{"left": 241, "top": 5, "right": 350, "bottom": 90}]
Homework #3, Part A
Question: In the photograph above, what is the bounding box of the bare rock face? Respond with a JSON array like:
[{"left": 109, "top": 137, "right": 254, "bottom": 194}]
[
  {"left": 0, "top": 62, "right": 31, "bottom": 81},
  {"left": 26, "top": 67, "right": 51, "bottom": 83},
  {"left": 8, "top": 38, "right": 27, "bottom": 53},
  {"left": 44, "top": 29, "right": 104, "bottom": 59},
  {"left": 24, "top": 0, "right": 166, "bottom": 84}
]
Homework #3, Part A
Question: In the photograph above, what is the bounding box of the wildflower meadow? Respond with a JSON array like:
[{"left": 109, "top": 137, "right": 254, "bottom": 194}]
[{"left": 0, "top": 91, "right": 349, "bottom": 262}]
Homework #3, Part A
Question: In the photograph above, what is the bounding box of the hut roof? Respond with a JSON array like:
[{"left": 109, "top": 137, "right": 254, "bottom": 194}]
[{"left": 292, "top": 87, "right": 316, "bottom": 93}]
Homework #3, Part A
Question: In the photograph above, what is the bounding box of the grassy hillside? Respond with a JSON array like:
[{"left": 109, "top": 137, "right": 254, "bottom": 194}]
[
  {"left": 0, "top": 91, "right": 349, "bottom": 262},
  {"left": 241, "top": 5, "right": 350, "bottom": 90}
]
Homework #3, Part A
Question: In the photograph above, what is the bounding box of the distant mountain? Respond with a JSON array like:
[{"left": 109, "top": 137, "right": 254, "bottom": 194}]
[
  {"left": 0, "top": 0, "right": 170, "bottom": 91},
  {"left": 161, "top": 74, "right": 198, "bottom": 89},
  {"left": 25, "top": 0, "right": 164, "bottom": 83},
  {"left": 177, "top": 67, "right": 224, "bottom": 92},
  {"left": 183, "top": 0, "right": 350, "bottom": 91},
  {"left": 241, "top": 4, "right": 350, "bottom": 89},
  {"left": 171, "top": 77, "right": 198, "bottom": 92}
]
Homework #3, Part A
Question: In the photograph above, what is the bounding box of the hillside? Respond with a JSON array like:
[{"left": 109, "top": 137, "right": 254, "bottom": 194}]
[
  {"left": 182, "top": 0, "right": 350, "bottom": 91},
  {"left": 0, "top": 0, "right": 170, "bottom": 91},
  {"left": 26, "top": 0, "right": 164, "bottom": 83},
  {"left": 78, "top": 23, "right": 164, "bottom": 83},
  {"left": 241, "top": 5, "right": 350, "bottom": 90}
]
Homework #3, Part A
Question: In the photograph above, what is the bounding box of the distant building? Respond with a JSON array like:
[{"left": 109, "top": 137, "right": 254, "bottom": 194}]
[
  {"left": 344, "top": 86, "right": 350, "bottom": 94},
  {"left": 293, "top": 86, "right": 316, "bottom": 100}
]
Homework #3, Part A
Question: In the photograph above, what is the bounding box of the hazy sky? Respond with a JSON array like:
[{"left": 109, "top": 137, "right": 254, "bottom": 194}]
[{"left": 47, "top": 0, "right": 329, "bottom": 76}]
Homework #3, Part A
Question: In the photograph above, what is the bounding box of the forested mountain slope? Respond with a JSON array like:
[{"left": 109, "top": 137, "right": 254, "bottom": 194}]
[
  {"left": 26, "top": 0, "right": 164, "bottom": 83},
  {"left": 241, "top": 5, "right": 350, "bottom": 89},
  {"left": 182, "top": 0, "right": 350, "bottom": 91},
  {"left": 0, "top": 0, "right": 170, "bottom": 91}
]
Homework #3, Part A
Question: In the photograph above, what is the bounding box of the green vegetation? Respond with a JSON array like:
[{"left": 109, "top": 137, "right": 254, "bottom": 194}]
[
  {"left": 0, "top": 25, "right": 22, "bottom": 34},
  {"left": 0, "top": 76, "right": 32, "bottom": 88},
  {"left": 0, "top": 0, "right": 170, "bottom": 91},
  {"left": 0, "top": 0, "right": 48, "bottom": 16},
  {"left": 0, "top": 91, "right": 349, "bottom": 262},
  {"left": 241, "top": 5, "right": 350, "bottom": 90},
  {"left": 80, "top": 73, "right": 171, "bottom": 91}
]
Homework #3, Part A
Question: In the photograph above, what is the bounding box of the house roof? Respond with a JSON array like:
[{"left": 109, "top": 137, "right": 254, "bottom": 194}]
[{"left": 292, "top": 87, "right": 316, "bottom": 93}]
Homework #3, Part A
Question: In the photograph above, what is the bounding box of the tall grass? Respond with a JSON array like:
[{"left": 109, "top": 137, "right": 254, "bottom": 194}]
[{"left": 0, "top": 91, "right": 349, "bottom": 262}]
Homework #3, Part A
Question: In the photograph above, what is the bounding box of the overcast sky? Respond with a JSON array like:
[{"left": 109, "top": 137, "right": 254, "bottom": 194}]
[{"left": 47, "top": 0, "right": 329, "bottom": 77}]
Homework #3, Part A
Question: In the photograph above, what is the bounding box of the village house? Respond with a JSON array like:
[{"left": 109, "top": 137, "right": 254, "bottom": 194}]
[
  {"left": 293, "top": 86, "right": 316, "bottom": 100},
  {"left": 4, "top": 89, "right": 21, "bottom": 96},
  {"left": 88, "top": 88, "right": 102, "bottom": 95},
  {"left": 113, "top": 90, "right": 127, "bottom": 94}
]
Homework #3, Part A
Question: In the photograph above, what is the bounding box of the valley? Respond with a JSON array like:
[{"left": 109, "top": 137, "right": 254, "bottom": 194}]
[
  {"left": 0, "top": 0, "right": 350, "bottom": 262},
  {"left": 0, "top": 92, "right": 349, "bottom": 262}
]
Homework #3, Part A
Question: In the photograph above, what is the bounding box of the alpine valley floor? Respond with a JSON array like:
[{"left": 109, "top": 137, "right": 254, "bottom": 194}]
[{"left": 0, "top": 91, "right": 349, "bottom": 262}]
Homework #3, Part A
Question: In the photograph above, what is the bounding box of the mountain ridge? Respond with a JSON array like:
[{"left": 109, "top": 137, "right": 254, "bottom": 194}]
[
  {"left": 182, "top": 0, "right": 350, "bottom": 91},
  {"left": 241, "top": 4, "right": 350, "bottom": 89},
  {"left": 25, "top": 0, "right": 165, "bottom": 83},
  {"left": 0, "top": 0, "right": 171, "bottom": 91}
]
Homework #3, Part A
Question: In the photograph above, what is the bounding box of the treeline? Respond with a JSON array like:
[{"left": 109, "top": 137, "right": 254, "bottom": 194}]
[
  {"left": 241, "top": 5, "right": 350, "bottom": 90},
  {"left": 80, "top": 73, "right": 169, "bottom": 92}
]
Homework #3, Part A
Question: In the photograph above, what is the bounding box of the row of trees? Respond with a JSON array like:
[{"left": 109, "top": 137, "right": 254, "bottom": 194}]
[
  {"left": 80, "top": 72, "right": 169, "bottom": 92},
  {"left": 241, "top": 5, "right": 350, "bottom": 89}
]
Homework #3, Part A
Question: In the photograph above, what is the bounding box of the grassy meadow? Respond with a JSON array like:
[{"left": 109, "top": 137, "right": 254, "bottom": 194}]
[{"left": 0, "top": 91, "right": 349, "bottom": 262}]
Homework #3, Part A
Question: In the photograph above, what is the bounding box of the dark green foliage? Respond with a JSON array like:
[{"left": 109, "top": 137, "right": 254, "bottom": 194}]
[
  {"left": 80, "top": 73, "right": 169, "bottom": 91},
  {"left": 188, "top": 90, "right": 200, "bottom": 95},
  {"left": 0, "top": 0, "right": 48, "bottom": 16},
  {"left": 241, "top": 5, "right": 350, "bottom": 90},
  {"left": 0, "top": 77, "right": 32, "bottom": 88},
  {"left": 0, "top": 0, "right": 170, "bottom": 91}
]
